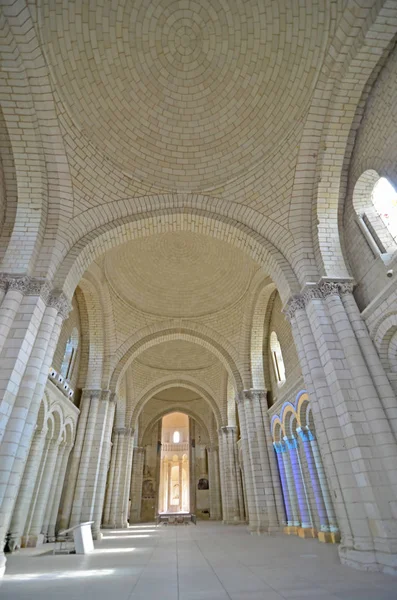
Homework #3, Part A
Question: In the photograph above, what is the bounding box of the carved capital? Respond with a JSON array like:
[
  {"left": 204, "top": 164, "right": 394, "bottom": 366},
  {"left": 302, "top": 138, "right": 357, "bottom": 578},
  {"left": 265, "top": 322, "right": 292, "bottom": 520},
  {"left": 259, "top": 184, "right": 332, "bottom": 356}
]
[
  {"left": 284, "top": 279, "right": 355, "bottom": 320},
  {"left": 82, "top": 388, "right": 103, "bottom": 401},
  {"left": 0, "top": 275, "right": 51, "bottom": 302},
  {"left": 220, "top": 426, "right": 237, "bottom": 436},
  {"left": 240, "top": 389, "right": 267, "bottom": 404},
  {"left": 48, "top": 291, "right": 72, "bottom": 320},
  {"left": 283, "top": 295, "right": 306, "bottom": 321}
]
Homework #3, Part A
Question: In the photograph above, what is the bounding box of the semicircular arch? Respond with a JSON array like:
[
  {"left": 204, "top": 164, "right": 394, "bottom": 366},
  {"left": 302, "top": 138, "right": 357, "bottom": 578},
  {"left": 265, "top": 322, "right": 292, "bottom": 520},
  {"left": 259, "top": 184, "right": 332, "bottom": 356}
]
[
  {"left": 111, "top": 323, "right": 244, "bottom": 393},
  {"left": 131, "top": 378, "right": 222, "bottom": 434},
  {"left": 53, "top": 208, "right": 299, "bottom": 304}
]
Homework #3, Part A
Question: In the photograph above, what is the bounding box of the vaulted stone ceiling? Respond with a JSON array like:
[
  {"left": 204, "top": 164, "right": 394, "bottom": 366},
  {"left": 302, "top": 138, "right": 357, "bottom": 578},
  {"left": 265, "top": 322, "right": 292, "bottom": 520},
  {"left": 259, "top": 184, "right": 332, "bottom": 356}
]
[
  {"left": 137, "top": 341, "right": 215, "bottom": 371},
  {"left": 103, "top": 231, "right": 259, "bottom": 318},
  {"left": 39, "top": 0, "right": 335, "bottom": 192}
]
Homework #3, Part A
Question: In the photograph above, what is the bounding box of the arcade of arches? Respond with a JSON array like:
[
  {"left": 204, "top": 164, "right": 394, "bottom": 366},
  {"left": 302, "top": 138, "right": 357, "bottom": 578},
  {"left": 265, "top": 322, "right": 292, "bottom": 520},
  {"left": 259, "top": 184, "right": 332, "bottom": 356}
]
[{"left": 0, "top": 0, "right": 397, "bottom": 585}]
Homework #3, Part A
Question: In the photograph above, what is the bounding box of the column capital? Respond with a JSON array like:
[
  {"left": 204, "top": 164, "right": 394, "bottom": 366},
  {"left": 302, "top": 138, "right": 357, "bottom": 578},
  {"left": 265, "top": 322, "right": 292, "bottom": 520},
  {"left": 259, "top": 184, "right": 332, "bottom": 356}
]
[
  {"left": 114, "top": 427, "right": 134, "bottom": 436},
  {"left": 48, "top": 291, "right": 72, "bottom": 320},
  {"left": 220, "top": 426, "right": 237, "bottom": 435},
  {"left": 0, "top": 275, "right": 73, "bottom": 319},
  {"left": 238, "top": 389, "right": 267, "bottom": 404},
  {"left": 82, "top": 388, "right": 103, "bottom": 401},
  {"left": 0, "top": 275, "right": 52, "bottom": 302},
  {"left": 273, "top": 440, "right": 287, "bottom": 454},
  {"left": 284, "top": 278, "right": 355, "bottom": 320},
  {"left": 296, "top": 426, "right": 315, "bottom": 442},
  {"left": 283, "top": 436, "right": 298, "bottom": 450},
  {"left": 134, "top": 446, "right": 145, "bottom": 455}
]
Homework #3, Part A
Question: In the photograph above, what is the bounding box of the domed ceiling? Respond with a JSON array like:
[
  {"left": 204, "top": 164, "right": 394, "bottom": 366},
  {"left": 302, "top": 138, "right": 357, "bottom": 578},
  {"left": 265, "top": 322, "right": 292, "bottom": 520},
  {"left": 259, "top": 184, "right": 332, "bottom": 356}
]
[
  {"left": 154, "top": 389, "right": 202, "bottom": 403},
  {"left": 39, "top": 0, "right": 330, "bottom": 191},
  {"left": 137, "top": 340, "right": 215, "bottom": 371},
  {"left": 104, "top": 231, "right": 258, "bottom": 317}
]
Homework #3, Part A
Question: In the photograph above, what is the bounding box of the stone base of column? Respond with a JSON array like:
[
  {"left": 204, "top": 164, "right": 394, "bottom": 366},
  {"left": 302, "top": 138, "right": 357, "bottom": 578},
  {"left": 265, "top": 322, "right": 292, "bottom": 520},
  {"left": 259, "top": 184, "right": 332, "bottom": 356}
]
[
  {"left": 339, "top": 546, "right": 397, "bottom": 575},
  {"left": 248, "top": 524, "right": 282, "bottom": 535},
  {"left": 298, "top": 527, "right": 317, "bottom": 539},
  {"left": 223, "top": 519, "right": 244, "bottom": 525},
  {"left": 318, "top": 530, "right": 340, "bottom": 544},
  {"left": 20, "top": 534, "right": 45, "bottom": 548},
  {"left": 93, "top": 530, "right": 103, "bottom": 540},
  {"left": 284, "top": 526, "right": 298, "bottom": 535}
]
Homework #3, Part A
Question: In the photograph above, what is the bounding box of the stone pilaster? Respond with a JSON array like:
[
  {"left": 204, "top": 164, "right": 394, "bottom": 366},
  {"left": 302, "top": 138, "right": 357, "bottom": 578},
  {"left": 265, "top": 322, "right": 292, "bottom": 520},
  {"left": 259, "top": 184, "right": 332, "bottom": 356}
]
[
  {"left": 218, "top": 426, "right": 243, "bottom": 523},
  {"left": 129, "top": 447, "right": 145, "bottom": 523},
  {"left": 68, "top": 390, "right": 115, "bottom": 538},
  {"left": 0, "top": 278, "right": 70, "bottom": 576},
  {"left": 207, "top": 446, "right": 222, "bottom": 520},
  {"left": 238, "top": 390, "right": 283, "bottom": 533},
  {"left": 286, "top": 279, "right": 397, "bottom": 574}
]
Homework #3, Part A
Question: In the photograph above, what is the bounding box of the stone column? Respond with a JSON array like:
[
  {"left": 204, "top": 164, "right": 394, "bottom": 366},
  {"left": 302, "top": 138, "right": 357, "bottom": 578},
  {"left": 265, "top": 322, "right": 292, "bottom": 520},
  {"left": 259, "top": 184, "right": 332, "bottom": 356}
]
[
  {"left": 168, "top": 460, "right": 173, "bottom": 512},
  {"left": 27, "top": 436, "right": 62, "bottom": 545},
  {"left": 103, "top": 429, "right": 119, "bottom": 526},
  {"left": 41, "top": 439, "right": 68, "bottom": 538},
  {"left": 0, "top": 279, "right": 69, "bottom": 576},
  {"left": 308, "top": 432, "right": 339, "bottom": 541},
  {"left": 219, "top": 427, "right": 242, "bottom": 523},
  {"left": 273, "top": 442, "right": 291, "bottom": 530},
  {"left": 91, "top": 398, "right": 115, "bottom": 537},
  {"left": 297, "top": 427, "right": 330, "bottom": 537},
  {"left": 8, "top": 425, "right": 48, "bottom": 549},
  {"left": 46, "top": 441, "right": 74, "bottom": 539},
  {"left": 129, "top": 447, "right": 145, "bottom": 523},
  {"left": 286, "top": 280, "right": 397, "bottom": 573},
  {"left": 106, "top": 428, "right": 134, "bottom": 528},
  {"left": 284, "top": 436, "right": 314, "bottom": 537},
  {"left": 207, "top": 446, "right": 222, "bottom": 520},
  {"left": 189, "top": 419, "right": 196, "bottom": 514},
  {"left": 238, "top": 390, "right": 283, "bottom": 533},
  {"left": 69, "top": 390, "right": 114, "bottom": 538},
  {"left": 178, "top": 459, "right": 183, "bottom": 511}
]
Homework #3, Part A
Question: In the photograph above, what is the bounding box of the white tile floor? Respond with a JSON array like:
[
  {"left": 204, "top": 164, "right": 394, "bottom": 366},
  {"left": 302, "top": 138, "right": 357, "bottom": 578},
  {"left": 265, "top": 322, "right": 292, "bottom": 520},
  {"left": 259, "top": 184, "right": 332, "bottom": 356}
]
[{"left": 1, "top": 523, "right": 396, "bottom": 600}]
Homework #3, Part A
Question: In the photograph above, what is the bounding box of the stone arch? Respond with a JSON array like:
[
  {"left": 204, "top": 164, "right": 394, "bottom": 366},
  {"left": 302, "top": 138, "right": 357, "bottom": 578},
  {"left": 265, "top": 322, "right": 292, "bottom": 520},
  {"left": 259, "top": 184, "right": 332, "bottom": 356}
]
[
  {"left": 53, "top": 208, "right": 299, "bottom": 304},
  {"left": 373, "top": 313, "right": 397, "bottom": 373},
  {"left": 281, "top": 402, "right": 297, "bottom": 439},
  {"left": 140, "top": 406, "right": 210, "bottom": 447},
  {"left": 352, "top": 170, "right": 397, "bottom": 255},
  {"left": 249, "top": 280, "right": 277, "bottom": 389},
  {"left": 0, "top": 3, "right": 73, "bottom": 276},
  {"left": 48, "top": 405, "right": 63, "bottom": 443},
  {"left": 271, "top": 416, "right": 283, "bottom": 442},
  {"left": 63, "top": 418, "right": 75, "bottom": 446},
  {"left": 289, "top": 2, "right": 397, "bottom": 282},
  {"left": 110, "top": 323, "right": 244, "bottom": 394},
  {"left": 295, "top": 391, "right": 311, "bottom": 429},
  {"left": 77, "top": 277, "right": 105, "bottom": 390},
  {"left": 0, "top": 105, "right": 17, "bottom": 263},
  {"left": 130, "top": 378, "right": 222, "bottom": 433}
]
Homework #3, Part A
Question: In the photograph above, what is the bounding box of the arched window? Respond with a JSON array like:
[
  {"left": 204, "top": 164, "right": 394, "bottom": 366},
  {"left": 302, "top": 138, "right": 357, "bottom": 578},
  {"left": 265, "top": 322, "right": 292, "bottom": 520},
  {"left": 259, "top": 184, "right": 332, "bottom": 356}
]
[
  {"left": 353, "top": 171, "right": 397, "bottom": 256},
  {"left": 270, "top": 331, "right": 286, "bottom": 386},
  {"left": 372, "top": 177, "right": 397, "bottom": 243},
  {"left": 60, "top": 327, "right": 79, "bottom": 381},
  {"left": 173, "top": 431, "right": 180, "bottom": 443}
]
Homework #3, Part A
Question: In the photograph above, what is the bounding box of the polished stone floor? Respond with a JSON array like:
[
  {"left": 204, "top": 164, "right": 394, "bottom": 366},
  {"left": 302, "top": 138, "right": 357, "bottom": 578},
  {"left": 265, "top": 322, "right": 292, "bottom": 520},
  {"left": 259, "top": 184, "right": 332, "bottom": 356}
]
[{"left": 1, "top": 523, "right": 396, "bottom": 600}]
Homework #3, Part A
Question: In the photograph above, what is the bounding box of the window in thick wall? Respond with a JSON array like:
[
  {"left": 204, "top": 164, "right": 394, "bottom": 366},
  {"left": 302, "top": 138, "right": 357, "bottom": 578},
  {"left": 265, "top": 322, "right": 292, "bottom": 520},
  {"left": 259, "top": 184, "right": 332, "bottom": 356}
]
[
  {"left": 353, "top": 171, "right": 397, "bottom": 257},
  {"left": 270, "top": 331, "right": 286, "bottom": 386},
  {"left": 60, "top": 327, "right": 79, "bottom": 381},
  {"left": 372, "top": 177, "right": 397, "bottom": 244},
  {"left": 173, "top": 431, "right": 180, "bottom": 443}
]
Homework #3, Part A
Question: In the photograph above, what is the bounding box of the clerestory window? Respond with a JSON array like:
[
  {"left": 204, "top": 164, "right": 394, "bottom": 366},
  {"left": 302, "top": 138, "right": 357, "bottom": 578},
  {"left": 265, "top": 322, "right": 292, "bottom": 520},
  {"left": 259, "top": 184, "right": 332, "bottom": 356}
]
[{"left": 270, "top": 331, "right": 286, "bottom": 386}]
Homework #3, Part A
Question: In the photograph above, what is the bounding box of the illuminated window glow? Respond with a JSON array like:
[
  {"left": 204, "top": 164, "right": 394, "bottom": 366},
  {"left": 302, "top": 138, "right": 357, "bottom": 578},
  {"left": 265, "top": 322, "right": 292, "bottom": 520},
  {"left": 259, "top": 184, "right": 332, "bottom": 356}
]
[
  {"left": 372, "top": 177, "right": 397, "bottom": 243},
  {"left": 173, "top": 430, "right": 180, "bottom": 443}
]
